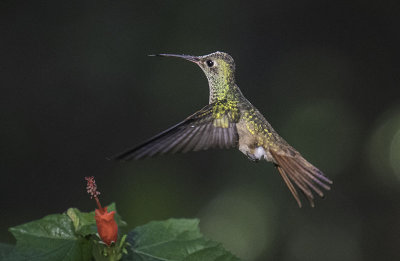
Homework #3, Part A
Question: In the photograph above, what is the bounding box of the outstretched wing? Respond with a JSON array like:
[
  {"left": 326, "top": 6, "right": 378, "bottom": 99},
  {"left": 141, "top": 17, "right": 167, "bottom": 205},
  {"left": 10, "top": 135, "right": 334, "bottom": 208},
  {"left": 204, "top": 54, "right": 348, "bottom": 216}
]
[{"left": 113, "top": 100, "right": 240, "bottom": 160}]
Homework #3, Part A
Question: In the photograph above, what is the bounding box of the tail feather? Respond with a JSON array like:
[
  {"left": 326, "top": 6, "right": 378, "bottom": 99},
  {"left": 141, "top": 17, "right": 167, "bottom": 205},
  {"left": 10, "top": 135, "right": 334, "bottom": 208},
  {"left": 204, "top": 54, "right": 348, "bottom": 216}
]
[
  {"left": 276, "top": 165, "right": 303, "bottom": 207},
  {"left": 270, "top": 150, "right": 332, "bottom": 207}
]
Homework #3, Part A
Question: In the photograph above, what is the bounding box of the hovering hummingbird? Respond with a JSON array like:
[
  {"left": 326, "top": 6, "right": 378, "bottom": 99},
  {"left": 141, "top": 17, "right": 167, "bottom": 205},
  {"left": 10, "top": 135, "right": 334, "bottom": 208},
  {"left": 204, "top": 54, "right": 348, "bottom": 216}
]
[{"left": 114, "top": 52, "right": 332, "bottom": 207}]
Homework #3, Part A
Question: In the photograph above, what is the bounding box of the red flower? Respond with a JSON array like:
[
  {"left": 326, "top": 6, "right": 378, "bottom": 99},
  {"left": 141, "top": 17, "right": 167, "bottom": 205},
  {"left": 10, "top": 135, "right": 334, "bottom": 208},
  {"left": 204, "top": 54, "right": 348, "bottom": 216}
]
[
  {"left": 85, "top": 176, "right": 118, "bottom": 246},
  {"left": 95, "top": 207, "right": 118, "bottom": 246}
]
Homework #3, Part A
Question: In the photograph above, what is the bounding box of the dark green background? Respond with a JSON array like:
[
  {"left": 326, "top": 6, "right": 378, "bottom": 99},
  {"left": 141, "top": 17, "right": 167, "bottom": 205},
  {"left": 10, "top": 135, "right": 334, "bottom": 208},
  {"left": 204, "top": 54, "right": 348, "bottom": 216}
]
[{"left": 1, "top": 1, "right": 399, "bottom": 260}]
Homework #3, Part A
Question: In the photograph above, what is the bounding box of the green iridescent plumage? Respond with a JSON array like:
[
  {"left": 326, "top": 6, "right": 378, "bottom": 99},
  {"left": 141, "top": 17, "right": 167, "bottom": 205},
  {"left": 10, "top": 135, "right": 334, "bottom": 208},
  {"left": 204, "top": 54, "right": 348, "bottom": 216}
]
[{"left": 114, "top": 52, "right": 332, "bottom": 207}]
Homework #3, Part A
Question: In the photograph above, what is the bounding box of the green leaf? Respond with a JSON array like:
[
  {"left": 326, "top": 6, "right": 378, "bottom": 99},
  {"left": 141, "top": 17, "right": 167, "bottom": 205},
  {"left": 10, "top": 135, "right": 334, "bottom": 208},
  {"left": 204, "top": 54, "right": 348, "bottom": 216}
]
[
  {"left": 123, "top": 218, "right": 240, "bottom": 261},
  {"left": 67, "top": 207, "right": 97, "bottom": 237},
  {"left": 7, "top": 213, "right": 92, "bottom": 261},
  {"left": 0, "top": 243, "right": 14, "bottom": 259},
  {"left": 67, "top": 202, "right": 127, "bottom": 237}
]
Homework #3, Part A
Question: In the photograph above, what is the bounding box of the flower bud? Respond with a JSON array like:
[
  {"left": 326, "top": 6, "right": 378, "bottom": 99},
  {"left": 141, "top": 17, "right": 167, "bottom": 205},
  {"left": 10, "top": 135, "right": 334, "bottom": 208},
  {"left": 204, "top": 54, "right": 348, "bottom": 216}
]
[{"left": 95, "top": 207, "right": 118, "bottom": 246}]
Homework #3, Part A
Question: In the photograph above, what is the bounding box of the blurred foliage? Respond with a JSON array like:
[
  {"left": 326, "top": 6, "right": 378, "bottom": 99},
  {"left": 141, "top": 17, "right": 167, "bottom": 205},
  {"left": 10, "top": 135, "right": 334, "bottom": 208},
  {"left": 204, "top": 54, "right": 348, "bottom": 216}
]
[
  {"left": 1, "top": 1, "right": 399, "bottom": 260},
  {"left": 369, "top": 107, "right": 400, "bottom": 185}
]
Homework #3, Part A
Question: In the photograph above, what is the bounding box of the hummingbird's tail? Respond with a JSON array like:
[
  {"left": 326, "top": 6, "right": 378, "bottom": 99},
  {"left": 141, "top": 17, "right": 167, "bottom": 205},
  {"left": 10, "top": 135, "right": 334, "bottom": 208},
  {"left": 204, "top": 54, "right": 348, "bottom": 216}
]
[{"left": 270, "top": 150, "right": 332, "bottom": 208}]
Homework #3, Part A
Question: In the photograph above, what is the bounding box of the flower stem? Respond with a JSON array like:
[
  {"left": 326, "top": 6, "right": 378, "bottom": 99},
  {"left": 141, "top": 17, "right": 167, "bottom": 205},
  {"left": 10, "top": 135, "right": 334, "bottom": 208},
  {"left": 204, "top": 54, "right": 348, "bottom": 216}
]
[{"left": 94, "top": 197, "right": 103, "bottom": 213}]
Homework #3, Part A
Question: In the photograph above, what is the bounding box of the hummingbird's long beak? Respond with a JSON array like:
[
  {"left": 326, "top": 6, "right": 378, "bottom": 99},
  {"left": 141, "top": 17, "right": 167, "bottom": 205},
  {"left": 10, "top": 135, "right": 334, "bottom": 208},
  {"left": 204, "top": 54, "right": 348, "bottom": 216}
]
[{"left": 149, "top": 54, "right": 200, "bottom": 63}]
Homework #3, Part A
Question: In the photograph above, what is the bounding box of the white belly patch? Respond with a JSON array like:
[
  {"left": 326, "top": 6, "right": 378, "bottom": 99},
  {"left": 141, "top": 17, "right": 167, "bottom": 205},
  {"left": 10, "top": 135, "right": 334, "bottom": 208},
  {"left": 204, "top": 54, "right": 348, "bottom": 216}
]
[{"left": 254, "top": 147, "right": 266, "bottom": 160}]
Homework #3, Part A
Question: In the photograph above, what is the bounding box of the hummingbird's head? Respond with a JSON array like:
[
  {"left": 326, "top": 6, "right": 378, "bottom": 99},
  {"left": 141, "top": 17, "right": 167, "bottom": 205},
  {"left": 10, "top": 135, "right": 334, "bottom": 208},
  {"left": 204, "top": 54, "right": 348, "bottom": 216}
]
[
  {"left": 154, "top": 51, "right": 235, "bottom": 75},
  {"left": 153, "top": 52, "right": 237, "bottom": 102},
  {"left": 196, "top": 51, "right": 235, "bottom": 77}
]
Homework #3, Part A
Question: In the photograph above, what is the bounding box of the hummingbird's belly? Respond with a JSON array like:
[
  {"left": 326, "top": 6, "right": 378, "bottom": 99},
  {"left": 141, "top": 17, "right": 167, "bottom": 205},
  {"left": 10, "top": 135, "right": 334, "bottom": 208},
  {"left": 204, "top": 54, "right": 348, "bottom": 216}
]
[{"left": 236, "top": 119, "right": 274, "bottom": 162}]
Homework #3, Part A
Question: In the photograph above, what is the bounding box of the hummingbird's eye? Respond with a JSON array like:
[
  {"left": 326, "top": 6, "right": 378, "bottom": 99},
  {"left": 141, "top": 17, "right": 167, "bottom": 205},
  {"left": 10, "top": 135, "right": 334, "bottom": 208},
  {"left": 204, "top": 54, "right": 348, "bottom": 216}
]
[{"left": 206, "top": 60, "right": 214, "bottom": 67}]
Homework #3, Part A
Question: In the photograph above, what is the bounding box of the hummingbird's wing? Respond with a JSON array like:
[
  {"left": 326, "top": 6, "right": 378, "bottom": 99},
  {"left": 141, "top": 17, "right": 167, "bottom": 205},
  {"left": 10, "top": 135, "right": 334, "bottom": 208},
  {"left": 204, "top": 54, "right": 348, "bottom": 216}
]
[
  {"left": 113, "top": 101, "right": 240, "bottom": 160},
  {"left": 270, "top": 150, "right": 332, "bottom": 208}
]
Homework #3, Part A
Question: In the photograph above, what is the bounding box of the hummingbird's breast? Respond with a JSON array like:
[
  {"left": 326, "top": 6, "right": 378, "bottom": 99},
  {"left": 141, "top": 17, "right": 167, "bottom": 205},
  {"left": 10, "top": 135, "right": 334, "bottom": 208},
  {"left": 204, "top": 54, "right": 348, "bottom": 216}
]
[{"left": 235, "top": 98, "right": 291, "bottom": 161}]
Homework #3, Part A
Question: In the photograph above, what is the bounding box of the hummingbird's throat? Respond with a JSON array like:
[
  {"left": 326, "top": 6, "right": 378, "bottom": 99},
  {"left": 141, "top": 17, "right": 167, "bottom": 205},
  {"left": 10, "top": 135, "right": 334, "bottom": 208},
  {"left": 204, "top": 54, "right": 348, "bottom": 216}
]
[{"left": 207, "top": 63, "right": 237, "bottom": 103}]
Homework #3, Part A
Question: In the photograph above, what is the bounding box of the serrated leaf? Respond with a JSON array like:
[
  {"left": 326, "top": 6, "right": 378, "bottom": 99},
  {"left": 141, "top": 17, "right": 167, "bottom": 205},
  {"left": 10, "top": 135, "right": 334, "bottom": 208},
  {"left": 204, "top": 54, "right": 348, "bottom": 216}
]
[
  {"left": 123, "top": 219, "right": 241, "bottom": 261},
  {"left": 7, "top": 213, "right": 92, "bottom": 261},
  {"left": 67, "top": 202, "right": 127, "bottom": 237}
]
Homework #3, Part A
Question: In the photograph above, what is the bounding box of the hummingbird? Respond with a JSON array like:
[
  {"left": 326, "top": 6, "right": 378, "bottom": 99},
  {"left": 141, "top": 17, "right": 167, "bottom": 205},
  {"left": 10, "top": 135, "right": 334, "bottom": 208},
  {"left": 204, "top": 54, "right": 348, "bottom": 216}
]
[{"left": 114, "top": 52, "right": 332, "bottom": 207}]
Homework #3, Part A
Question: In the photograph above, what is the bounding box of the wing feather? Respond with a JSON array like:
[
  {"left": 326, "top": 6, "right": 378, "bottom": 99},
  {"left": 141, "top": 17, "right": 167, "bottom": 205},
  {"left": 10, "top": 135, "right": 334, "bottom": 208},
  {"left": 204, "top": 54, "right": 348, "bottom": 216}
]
[{"left": 113, "top": 101, "right": 240, "bottom": 160}]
